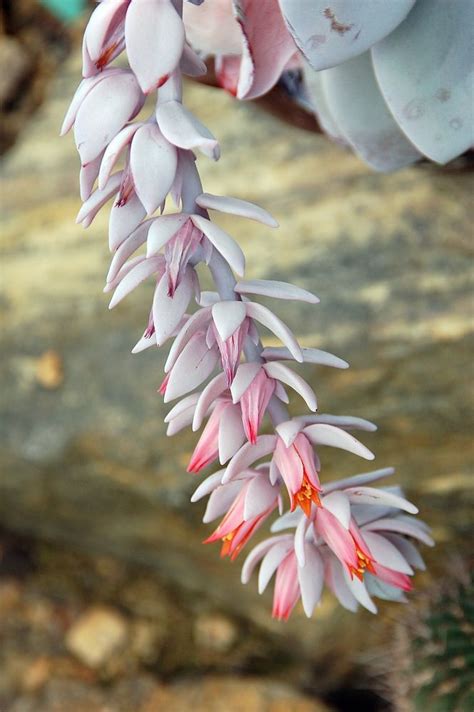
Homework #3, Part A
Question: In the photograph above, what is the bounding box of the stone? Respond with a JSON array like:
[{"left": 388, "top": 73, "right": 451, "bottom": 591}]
[
  {"left": 194, "top": 613, "right": 238, "bottom": 653},
  {"left": 143, "top": 677, "right": 331, "bottom": 712},
  {"left": 65, "top": 606, "right": 128, "bottom": 670}
]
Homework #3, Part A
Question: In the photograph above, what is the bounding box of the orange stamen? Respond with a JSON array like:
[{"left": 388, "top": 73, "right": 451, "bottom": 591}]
[
  {"left": 350, "top": 549, "right": 375, "bottom": 581},
  {"left": 292, "top": 474, "right": 321, "bottom": 516}
]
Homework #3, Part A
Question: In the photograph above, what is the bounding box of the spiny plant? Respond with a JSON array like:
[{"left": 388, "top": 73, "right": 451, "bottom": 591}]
[{"left": 390, "top": 562, "right": 474, "bottom": 712}]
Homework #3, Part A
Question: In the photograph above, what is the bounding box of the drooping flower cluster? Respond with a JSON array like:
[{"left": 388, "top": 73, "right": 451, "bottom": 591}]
[{"left": 65, "top": 0, "right": 431, "bottom": 621}]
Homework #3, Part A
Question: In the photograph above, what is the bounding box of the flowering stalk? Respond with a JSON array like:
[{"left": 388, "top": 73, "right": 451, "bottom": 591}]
[{"left": 64, "top": 0, "right": 430, "bottom": 621}]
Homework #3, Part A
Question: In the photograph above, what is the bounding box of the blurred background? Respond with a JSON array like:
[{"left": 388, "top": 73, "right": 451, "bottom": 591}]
[{"left": 1, "top": 2, "right": 473, "bottom": 711}]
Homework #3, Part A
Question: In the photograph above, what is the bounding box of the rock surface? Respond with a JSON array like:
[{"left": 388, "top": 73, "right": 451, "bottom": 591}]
[{"left": 1, "top": 45, "right": 473, "bottom": 697}]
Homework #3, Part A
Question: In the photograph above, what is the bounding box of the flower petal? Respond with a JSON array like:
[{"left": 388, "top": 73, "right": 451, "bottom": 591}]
[
  {"left": 262, "top": 346, "right": 348, "bottom": 369},
  {"left": 223, "top": 435, "right": 277, "bottom": 483},
  {"left": 165, "top": 332, "right": 219, "bottom": 402},
  {"left": 211, "top": 300, "right": 247, "bottom": 342},
  {"left": 264, "top": 362, "right": 317, "bottom": 411},
  {"left": 362, "top": 532, "right": 414, "bottom": 575},
  {"left": 192, "top": 373, "right": 227, "bottom": 431},
  {"left": 258, "top": 541, "right": 294, "bottom": 593},
  {"left": 76, "top": 171, "right": 123, "bottom": 226},
  {"left": 157, "top": 100, "right": 220, "bottom": 160},
  {"left": 298, "top": 544, "right": 324, "bottom": 617},
  {"left": 323, "top": 467, "right": 395, "bottom": 494},
  {"left": 304, "top": 424, "right": 374, "bottom": 460},
  {"left": 108, "top": 256, "right": 164, "bottom": 308},
  {"left": 235, "top": 279, "right": 319, "bottom": 303},
  {"left": 241, "top": 535, "right": 291, "bottom": 584},
  {"left": 153, "top": 269, "right": 194, "bottom": 346},
  {"left": 196, "top": 193, "right": 278, "bottom": 227},
  {"left": 321, "top": 491, "right": 351, "bottom": 529},
  {"left": 99, "top": 123, "right": 140, "bottom": 190},
  {"left": 230, "top": 362, "right": 262, "bottom": 404},
  {"left": 345, "top": 486, "right": 418, "bottom": 514},
  {"left": 130, "top": 123, "right": 178, "bottom": 214},
  {"left": 109, "top": 190, "right": 147, "bottom": 250},
  {"left": 218, "top": 403, "right": 246, "bottom": 464},
  {"left": 191, "top": 215, "right": 246, "bottom": 276},
  {"left": 245, "top": 302, "right": 302, "bottom": 362},
  {"left": 125, "top": 0, "right": 185, "bottom": 94},
  {"left": 106, "top": 219, "right": 152, "bottom": 283}
]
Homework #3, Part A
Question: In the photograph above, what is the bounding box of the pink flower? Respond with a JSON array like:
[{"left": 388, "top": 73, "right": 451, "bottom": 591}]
[
  {"left": 202, "top": 471, "right": 279, "bottom": 559},
  {"left": 273, "top": 433, "right": 322, "bottom": 516},
  {"left": 239, "top": 368, "right": 275, "bottom": 443},
  {"left": 187, "top": 399, "right": 245, "bottom": 473}
]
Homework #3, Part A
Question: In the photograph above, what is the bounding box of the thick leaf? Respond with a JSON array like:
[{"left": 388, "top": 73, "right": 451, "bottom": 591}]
[{"left": 372, "top": 0, "right": 474, "bottom": 163}]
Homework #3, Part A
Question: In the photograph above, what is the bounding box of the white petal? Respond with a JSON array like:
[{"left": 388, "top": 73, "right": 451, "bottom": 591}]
[
  {"left": 372, "top": 0, "right": 474, "bottom": 164},
  {"left": 258, "top": 542, "right": 293, "bottom": 594},
  {"left": 130, "top": 123, "right": 178, "bottom": 215},
  {"left": 363, "top": 532, "right": 414, "bottom": 575},
  {"left": 146, "top": 214, "right": 189, "bottom": 256},
  {"left": 298, "top": 545, "right": 324, "bottom": 617},
  {"left": 271, "top": 510, "right": 303, "bottom": 533},
  {"left": 241, "top": 535, "right": 291, "bottom": 585},
  {"left": 74, "top": 71, "right": 143, "bottom": 163},
  {"left": 180, "top": 43, "right": 207, "bottom": 77},
  {"left": 275, "top": 420, "right": 304, "bottom": 448},
  {"left": 164, "top": 333, "right": 218, "bottom": 402},
  {"left": 243, "top": 476, "right": 277, "bottom": 521},
  {"left": 164, "top": 307, "right": 211, "bottom": 373},
  {"left": 383, "top": 534, "right": 426, "bottom": 571},
  {"left": 107, "top": 220, "right": 152, "bottom": 283},
  {"left": 211, "top": 300, "right": 247, "bottom": 342},
  {"left": 342, "top": 568, "right": 377, "bottom": 614},
  {"left": 345, "top": 486, "right": 418, "bottom": 514},
  {"left": 296, "top": 414, "right": 377, "bottom": 432},
  {"left": 76, "top": 171, "right": 123, "bottom": 226},
  {"left": 321, "top": 491, "right": 351, "bottom": 529},
  {"left": 191, "top": 469, "right": 226, "bottom": 503},
  {"left": 262, "top": 346, "right": 348, "bottom": 369},
  {"left": 164, "top": 393, "right": 200, "bottom": 424},
  {"left": 108, "top": 191, "right": 147, "bottom": 251},
  {"left": 125, "top": 0, "right": 185, "bottom": 94},
  {"left": 61, "top": 70, "right": 121, "bottom": 136},
  {"left": 362, "top": 518, "right": 434, "bottom": 547},
  {"left": 218, "top": 404, "right": 246, "bottom": 464},
  {"left": 235, "top": 279, "right": 319, "bottom": 304},
  {"left": 365, "top": 574, "right": 407, "bottom": 603},
  {"left": 230, "top": 363, "right": 262, "bottom": 404},
  {"left": 222, "top": 435, "right": 277, "bottom": 484},
  {"left": 264, "top": 362, "right": 317, "bottom": 411},
  {"left": 108, "top": 256, "right": 163, "bottom": 308},
  {"left": 153, "top": 270, "right": 194, "bottom": 346},
  {"left": 99, "top": 123, "right": 140, "bottom": 190},
  {"left": 191, "top": 215, "right": 245, "bottom": 277},
  {"left": 294, "top": 515, "right": 308, "bottom": 566},
  {"left": 203, "top": 481, "right": 243, "bottom": 523},
  {"left": 327, "top": 556, "right": 358, "bottom": 612},
  {"left": 323, "top": 467, "right": 395, "bottom": 494},
  {"left": 157, "top": 100, "right": 220, "bottom": 160},
  {"left": 304, "top": 424, "right": 374, "bottom": 460},
  {"left": 245, "top": 302, "right": 302, "bottom": 362},
  {"left": 131, "top": 331, "right": 157, "bottom": 354},
  {"left": 196, "top": 193, "right": 278, "bottom": 227},
  {"left": 192, "top": 373, "right": 227, "bottom": 431},
  {"left": 80, "top": 151, "right": 104, "bottom": 201}
]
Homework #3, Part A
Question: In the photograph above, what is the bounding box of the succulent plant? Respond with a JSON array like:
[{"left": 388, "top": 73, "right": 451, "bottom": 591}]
[
  {"left": 390, "top": 562, "right": 474, "bottom": 711},
  {"left": 183, "top": 0, "right": 474, "bottom": 171}
]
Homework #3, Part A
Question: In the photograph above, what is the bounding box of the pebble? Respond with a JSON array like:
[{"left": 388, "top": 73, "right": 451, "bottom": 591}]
[{"left": 66, "top": 607, "right": 128, "bottom": 670}]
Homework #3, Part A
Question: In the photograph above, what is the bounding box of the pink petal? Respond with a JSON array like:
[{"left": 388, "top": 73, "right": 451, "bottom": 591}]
[
  {"left": 230, "top": 362, "right": 262, "bottom": 403},
  {"left": 164, "top": 307, "right": 211, "bottom": 373},
  {"left": 321, "top": 491, "right": 351, "bottom": 529},
  {"left": 83, "top": 0, "right": 129, "bottom": 74},
  {"left": 196, "top": 193, "right": 278, "bottom": 227},
  {"left": 156, "top": 101, "right": 220, "bottom": 160},
  {"left": 362, "top": 532, "right": 414, "bottom": 575},
  {"left": 191, "top": 469, "right": 226, "bottom": 503},
  {"left": 204, "top": 481, "right": 244, "bottom": 523},
  {"left": 244, "top": 476, "right": 278, "bottom": 521},
  {"left": 274, "top": 420, "right": 304, "bottom": 448},
  {"left": 125, "top": 0, "right": 185, "bottom": 94},
  {"left": 232, "top": 0, "right": 296, "bottom": 100},
  {"left": 80, "top": 151, "right": 104, "bottom": 201},
  {"left": 130, "top": 123, "right": 178, "bottom": 214},
  {"left": 258, "top": 541, "right": 294, "bottom": 594}
]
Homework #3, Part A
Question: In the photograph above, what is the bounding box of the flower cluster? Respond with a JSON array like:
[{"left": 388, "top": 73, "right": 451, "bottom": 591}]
[{"left": 65, "top": 0, "right": 431, "bottom": 621}]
